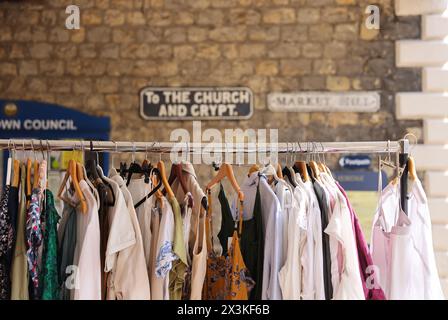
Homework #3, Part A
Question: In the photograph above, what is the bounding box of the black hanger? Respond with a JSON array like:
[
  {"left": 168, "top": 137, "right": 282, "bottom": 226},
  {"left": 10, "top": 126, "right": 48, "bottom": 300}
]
[
  {"left": 306, "top": 163, "right": 315, "bottom": 182},
  {"left": 119, "top": 162, "right": 127, "bottom": 179},
  {"left": 292, "top": 163, "right": 299, "bottom": 173},
  {"left": 134, "top": 168, "right": 162, "bottom": 209},
  {"left": 126, "top": 161, "right": 143, "bottom": 186},
  {"left": 282, "top": 166, "right": 297, "bottom": 188},
  {"left": 96, "top": 164, "right": 116, "bottom": 207},
  {"left": 86, "top": 141, "right": 115, "bottom": 206},
  {"left": 86, "top": 141, "right": 100, "bottom": 181}
]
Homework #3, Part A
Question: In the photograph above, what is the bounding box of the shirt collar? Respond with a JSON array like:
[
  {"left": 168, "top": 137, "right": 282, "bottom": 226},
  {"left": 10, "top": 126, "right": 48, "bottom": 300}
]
[
  {"left": 243, "top": 171, "right": 261, "bottom": 187},
  {"left": 181, "top": 161, "right": 197, "bottom": 179}
]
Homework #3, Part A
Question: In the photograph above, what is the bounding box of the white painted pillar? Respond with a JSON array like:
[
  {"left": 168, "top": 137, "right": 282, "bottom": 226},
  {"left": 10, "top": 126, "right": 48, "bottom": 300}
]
[{"left": 395, "top": 0, "right": 448, "bottom": 297}]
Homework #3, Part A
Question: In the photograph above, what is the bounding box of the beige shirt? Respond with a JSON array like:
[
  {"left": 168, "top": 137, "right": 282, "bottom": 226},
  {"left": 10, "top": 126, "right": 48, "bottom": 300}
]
[
  {"left": 127, "top": 177, "right": 153, "bottom": 277},
  {"left": 73, "top": 181, "right": 101, "bottom": 300},
  {"left": 106, "top": 171, "right": 151, "bottom": 300}
]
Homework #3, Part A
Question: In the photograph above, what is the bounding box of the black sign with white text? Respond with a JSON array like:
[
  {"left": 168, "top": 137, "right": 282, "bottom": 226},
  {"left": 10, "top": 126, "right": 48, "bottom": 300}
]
[{"left": 140, "top": 87, "right": 253, "bottom": 120}]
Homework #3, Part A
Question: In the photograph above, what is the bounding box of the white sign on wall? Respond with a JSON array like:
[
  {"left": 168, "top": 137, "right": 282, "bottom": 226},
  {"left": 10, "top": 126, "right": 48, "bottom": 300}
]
[{"left": 267, "top": 92, "right": 381, "bottom": 113}]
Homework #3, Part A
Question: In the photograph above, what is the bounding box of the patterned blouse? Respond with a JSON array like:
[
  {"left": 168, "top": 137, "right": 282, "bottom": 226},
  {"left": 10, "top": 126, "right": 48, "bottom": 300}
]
[{"left": 26, "top": 188, "right": 43, "bottom": 299}]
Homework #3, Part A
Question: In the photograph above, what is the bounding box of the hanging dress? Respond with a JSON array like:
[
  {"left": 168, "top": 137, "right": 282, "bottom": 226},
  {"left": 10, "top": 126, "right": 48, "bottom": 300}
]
[
  {"left": 225, "top": 199, "right": 254, "bottom": 300},
  {"left": 203, "top": 189, "right": 227, "bottom": 300},
  {"left": 0, "top": 185, "right": 13, "bottom": 299},
  {"left": 203, "top": 188, "right": 254, "bottom": 300},
  {"left": 40, "top": 190, "right": 60, "bottom": 300},
  {"left": 10, "top": 164, "right": 29, "bottom": 300},
  {"left": 217, "top": 182, "right": 263, "bottom": 300},
  {"left": 26, "top": 187, "right": 42, "bottom": 300},
  {"left": 57, "top": 197, "right": 77, "bottom": 300}
]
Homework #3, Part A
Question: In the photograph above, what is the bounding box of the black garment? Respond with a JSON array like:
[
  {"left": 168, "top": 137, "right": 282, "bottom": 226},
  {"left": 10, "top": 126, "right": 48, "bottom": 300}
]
[
  {"left": 92, "top": 179, "right": 110, "bottom": 300},
  {"left": 7, "top": 186, "right": 19, "bottom": 271},
  {"left": 7, "top": 186, "right": 19, "bottom": 250},
  {"left": 241, "top": 180, "right": 264, "bottom": 300},
  {"left": 217, "top": 183, "right": 264, "bottom": 300},
  {"left": 0, "top": 185, "right": 13, "bottom": 300},
  {"left": 57, "top": 203, "right": 77, "bottom": 300},
  {"left": 313, "top": 180, "right": 333, "bottom": 300}
]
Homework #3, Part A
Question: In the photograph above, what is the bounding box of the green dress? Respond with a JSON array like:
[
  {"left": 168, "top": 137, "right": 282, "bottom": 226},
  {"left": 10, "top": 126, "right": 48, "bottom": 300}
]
[{"left": 40, "top": 190, "right": 60, "bottom": 300}]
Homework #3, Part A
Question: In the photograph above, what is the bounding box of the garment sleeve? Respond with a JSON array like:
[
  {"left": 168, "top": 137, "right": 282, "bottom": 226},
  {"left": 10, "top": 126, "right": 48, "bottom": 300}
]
[{"left": 105, "top": 187, "right": 136, "bottom": 273}]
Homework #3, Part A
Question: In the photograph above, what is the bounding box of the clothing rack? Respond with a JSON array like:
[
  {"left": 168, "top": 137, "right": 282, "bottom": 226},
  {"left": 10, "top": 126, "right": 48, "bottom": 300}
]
[
  {"left": 0, "top": 138, "right": 411, "bottom": 214},
  {"left": 0, "top": 139, "right": 407, "bottom": 154}
]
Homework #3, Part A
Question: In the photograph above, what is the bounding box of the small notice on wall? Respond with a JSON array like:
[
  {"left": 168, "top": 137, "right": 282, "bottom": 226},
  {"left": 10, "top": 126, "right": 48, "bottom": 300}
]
[
  {"left": 140, "top": 87, "right": 253, "bottom": 120},
  {"left": 267, "top": 91, "right": 380, "bottom": 113}
]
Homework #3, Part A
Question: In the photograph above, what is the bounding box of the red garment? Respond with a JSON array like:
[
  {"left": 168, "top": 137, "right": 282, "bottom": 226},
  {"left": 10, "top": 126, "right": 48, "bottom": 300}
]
[{"left": 336, "top": 182, "right": 386, "bottom": 300}]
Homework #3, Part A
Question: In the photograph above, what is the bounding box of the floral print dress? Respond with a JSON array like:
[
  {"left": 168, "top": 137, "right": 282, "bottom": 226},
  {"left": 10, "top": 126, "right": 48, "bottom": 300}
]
[{"left": 26, "top": 188, "right": 43, "bottom": 299}]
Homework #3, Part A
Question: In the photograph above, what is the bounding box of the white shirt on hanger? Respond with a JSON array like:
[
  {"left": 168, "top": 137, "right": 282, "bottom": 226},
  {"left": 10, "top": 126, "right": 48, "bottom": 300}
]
[
  {"left": 108, "top": 169, "right": 151, "bottom": 300},
  {"left": 278, "top": 183, "right": 306, "bottom": 300},
  {"left": 323, "top": 173, "right": 365, "bottom": 300},
  {"left": 372, "top": 179, "right": 445, "bottom": 300},
  {"left": 303, "top": 179, "right": 326, "bottom": 300},
  {"left": 408, "top": 179, "right": 445, "bottom": 299},
  {"left": 73, "top": 181, "right": 101, "bottom": 300},
  {"left": 151, "top": 196, "right": 176, "bottom": 300},
  {"left": 319, "top": 173, "right": 342, "bottom": 295},
  {"left": 128, "top": 177, "right": 153, "bottom": 277}
]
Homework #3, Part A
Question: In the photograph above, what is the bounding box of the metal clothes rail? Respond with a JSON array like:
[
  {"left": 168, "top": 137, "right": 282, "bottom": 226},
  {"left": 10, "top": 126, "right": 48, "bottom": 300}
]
[
  {"left": 0, "top": 139, "right": 408, "bottom": 154},
  {"left": 0, "top": 138, "right": 410, "bottom": 214}
]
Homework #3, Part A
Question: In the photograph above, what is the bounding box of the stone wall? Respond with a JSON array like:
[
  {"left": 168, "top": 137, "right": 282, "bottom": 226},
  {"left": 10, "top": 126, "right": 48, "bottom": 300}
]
[{"left": 0, "top": 0, "right": 421, "bottom": 144}]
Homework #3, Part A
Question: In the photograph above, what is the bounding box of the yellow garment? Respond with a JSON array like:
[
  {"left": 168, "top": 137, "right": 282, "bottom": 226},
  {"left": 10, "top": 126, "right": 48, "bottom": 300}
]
[
  {"left": 10, "top": 164, "right": 29, "bottom": 300},
  {"left": 168, "top": 196, "right": 188, "bottom": 300}
]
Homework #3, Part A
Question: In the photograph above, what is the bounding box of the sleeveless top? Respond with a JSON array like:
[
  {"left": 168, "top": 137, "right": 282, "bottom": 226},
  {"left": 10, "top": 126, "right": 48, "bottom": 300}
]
[
  {"left": 217, "top": 183, "right": 263, "bottom": 299},
  {"left": 203, "top": 186, "right": 254, "bottom": 300}
]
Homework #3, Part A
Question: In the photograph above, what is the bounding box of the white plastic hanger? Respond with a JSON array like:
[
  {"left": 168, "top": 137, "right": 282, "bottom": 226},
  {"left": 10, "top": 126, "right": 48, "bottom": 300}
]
[{"left": 5, "top": 140, "right": 13, "bottom": 186}]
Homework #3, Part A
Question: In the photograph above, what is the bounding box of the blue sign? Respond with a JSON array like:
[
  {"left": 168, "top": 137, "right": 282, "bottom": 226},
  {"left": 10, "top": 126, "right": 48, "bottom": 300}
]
[
  {"left": 333, "top": 170, "right": 387, "bottom": 191},
  {"left": 0, "top": 100, "right": 110, "bottom": 140},
  {"left": 339, "top": 155, "right": 372, "bottom": 170},
  {"left": 1, "top": 100, "right": 111, "bottom": 181}
]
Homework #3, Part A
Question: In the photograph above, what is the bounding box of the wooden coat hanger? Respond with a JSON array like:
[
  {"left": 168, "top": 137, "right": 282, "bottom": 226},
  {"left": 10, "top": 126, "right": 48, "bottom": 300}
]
[
  {"left": 32, "top": 160, "right": 40, "bottom": 189},
  {"left": 152, "top": 172, "right": 165, "bottom": 209},
  {"left": 167, "top": 162, "right": 196, "bottom": 208},
  {"left": 57, "top": 159, "right": 87, "bottom": 214},
  {"left": 291, "top": 142, "right": 309, "bottom": 182},
  {"left": 276, "top": 162, "right": 284, "bottom": 179},
  {"left": 77, "top": 162, "right": 85, "bottom": 181},
  {"left": 157, "top": 160, "right": 174, "bottom": 199},
  {"left": 407, "top": 156, "right": 417, "bottom": 181},
  {"left": 26, "top": 158, "right": 32, "bottom": 200},
  {"left": 206, "top": 163, "right": 244, "bottom": 201},
  {"left": 168, "top": 163, "right": 188, "bottom": 195},
  {"left": 248, "top": 164, "right": 260, "bottom": 177},
  {"left": 30, "top": 141, "right": 40, "bottom": 190},
  {"left": 12, "top": 159, "right": 20, "bottom": 188}
]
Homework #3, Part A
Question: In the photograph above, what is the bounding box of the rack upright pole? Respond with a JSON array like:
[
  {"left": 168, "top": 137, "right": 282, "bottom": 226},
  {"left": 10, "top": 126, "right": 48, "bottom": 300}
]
[{"left": 399, "top": 139, "right": 410, "bottom": 215}]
